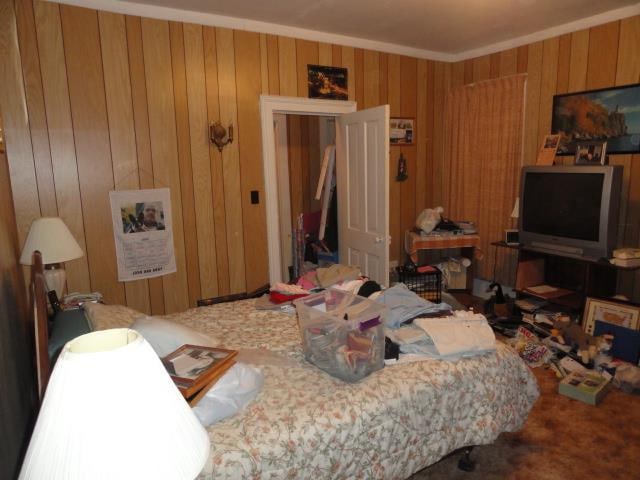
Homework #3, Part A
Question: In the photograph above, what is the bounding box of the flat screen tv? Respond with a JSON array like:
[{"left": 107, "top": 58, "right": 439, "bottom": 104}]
[{"left": 519, "top": 165, "right": 622, "bottom": 260}]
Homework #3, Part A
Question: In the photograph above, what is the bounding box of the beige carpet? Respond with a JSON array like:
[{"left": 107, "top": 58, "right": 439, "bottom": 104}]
[{"left": 410, "top": 367, "right": 640, "bottom": 480}]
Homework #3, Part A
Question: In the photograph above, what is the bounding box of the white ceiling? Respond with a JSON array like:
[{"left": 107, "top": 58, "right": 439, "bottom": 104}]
[{"left": 59, "top": 0, "right": 640, "bottom": 60}]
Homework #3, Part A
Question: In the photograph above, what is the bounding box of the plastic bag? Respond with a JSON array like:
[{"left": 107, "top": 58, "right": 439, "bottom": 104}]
[
  {"left": 613, "top": 363, "right": 640, "bottom": 393},
  {"left": 192, "top": 362, "right": 264, "bottom": 427},
  {"left": 415, "top": 206, "right": 443, "bottom": 234}
]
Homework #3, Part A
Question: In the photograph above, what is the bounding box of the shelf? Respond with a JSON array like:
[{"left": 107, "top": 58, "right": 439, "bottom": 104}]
[
  {"left": 491, "top": 240, "right": 640, "bottom": 271},
  {"left": 493, "top": 239, "right": 637, "bottom": 315}
]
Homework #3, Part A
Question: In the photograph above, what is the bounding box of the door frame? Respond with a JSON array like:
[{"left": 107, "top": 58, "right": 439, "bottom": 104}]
[{"left": 259, "top": 95, "right": 356, "bottom": 285}]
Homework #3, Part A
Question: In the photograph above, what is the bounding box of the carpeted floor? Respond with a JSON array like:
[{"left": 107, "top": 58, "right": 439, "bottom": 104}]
[{"left": 410, "top": 367, "right": 640, "bottom": 480}]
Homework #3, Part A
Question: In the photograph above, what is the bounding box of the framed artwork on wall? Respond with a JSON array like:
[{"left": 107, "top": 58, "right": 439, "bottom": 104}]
[
  {"left": 390, "top": 118, "right": 414, "bottom": 145},
  {"left": 551, "top": 82, "right": 640, "bottom": 155},
  {"left": 307, "top": 65, "right": 348, "bottom": 100}
]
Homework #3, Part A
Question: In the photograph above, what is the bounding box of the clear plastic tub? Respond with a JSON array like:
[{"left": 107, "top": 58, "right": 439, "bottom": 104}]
[{"left": 294, "top": 289, "right": 388, "bottom": 382}]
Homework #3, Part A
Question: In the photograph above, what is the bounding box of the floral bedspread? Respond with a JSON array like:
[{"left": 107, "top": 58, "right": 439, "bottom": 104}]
[{"left": 163, "top": 299, "right": 539, "bottom": 480}]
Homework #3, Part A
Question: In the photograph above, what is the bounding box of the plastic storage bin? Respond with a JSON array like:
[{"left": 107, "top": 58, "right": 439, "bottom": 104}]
[{"left": 294, "top": 289, "right": 388, "bottom": 382}]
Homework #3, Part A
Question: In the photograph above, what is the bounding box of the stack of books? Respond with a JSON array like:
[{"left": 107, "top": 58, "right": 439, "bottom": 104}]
[{"left": 610, "top": 248, "right": 640, "bottom": 267}]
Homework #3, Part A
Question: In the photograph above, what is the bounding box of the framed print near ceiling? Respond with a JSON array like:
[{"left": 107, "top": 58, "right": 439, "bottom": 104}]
[{"left": 551, "top": 83, "right": 640, "bottom": 155}]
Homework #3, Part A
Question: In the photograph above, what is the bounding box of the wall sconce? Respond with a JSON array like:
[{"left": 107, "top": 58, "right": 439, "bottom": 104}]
[{"left": 209, "top": 122, "right": 233, "bottom": 152}]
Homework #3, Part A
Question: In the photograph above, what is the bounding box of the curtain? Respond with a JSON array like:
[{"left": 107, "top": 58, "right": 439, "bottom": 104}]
[{"left": 442, "top": 74, "right": 526, "bottom": 284}]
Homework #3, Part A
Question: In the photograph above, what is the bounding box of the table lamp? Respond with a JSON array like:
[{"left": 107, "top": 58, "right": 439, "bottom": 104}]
[
  {"left": 19, "top": 217, "right": 84, "bottom": 298},
  {"left": 19, "top": 329, "right": 210, "bottom": 480}
]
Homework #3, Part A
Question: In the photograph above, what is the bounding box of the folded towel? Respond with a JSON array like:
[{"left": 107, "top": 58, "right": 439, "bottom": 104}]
[{"left": 413, "top": 311, "right": 495, "bottom": 357}]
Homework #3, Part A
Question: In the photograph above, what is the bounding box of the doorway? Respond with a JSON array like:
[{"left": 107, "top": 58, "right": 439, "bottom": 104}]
[
  {"left": 274, "top": 114, "right": 337, "bottom": 281},
  {"left": 260, "top": 95, "right": 390, "bottom": 287}
]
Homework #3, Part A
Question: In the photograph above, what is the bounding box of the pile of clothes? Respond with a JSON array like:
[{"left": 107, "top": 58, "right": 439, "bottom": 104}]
[
  {"left": 267, "top": 264, "right": 381, "bottom": 305},
  {"left": 384, "top": 310, "right": 496, "bottom": 363}
]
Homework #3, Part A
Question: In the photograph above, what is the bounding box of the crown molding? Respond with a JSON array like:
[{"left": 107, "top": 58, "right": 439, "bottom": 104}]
[{"left": 51, "top": 0, "right": 640, "bottom": 62}]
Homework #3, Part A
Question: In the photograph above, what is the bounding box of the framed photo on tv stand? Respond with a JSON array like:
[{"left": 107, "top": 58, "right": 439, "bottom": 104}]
[{"left": 574, "top": 141, "right": 608, "bottom": 165}]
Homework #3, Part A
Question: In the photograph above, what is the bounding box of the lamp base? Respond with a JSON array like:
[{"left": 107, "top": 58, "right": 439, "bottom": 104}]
[{"left": 44, "top": 264, "right": 66, "bottom": 299}]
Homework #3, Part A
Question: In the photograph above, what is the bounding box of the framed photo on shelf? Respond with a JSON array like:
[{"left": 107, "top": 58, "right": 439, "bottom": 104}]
[
  {"left": 390, "top": 117, "right": 414, "bottom": 145},
  {"left": 582, "top": 297, "right": 640, "bottom": 335},
  {"left": 536, "top": 134, "right": 561, "bottom": 165},
  {"left": 163, "top": 345, "right": 237, "bottom": 398},
  {"left": 574, "top": 140, "right": 607, "bottom": 165},
  {"left": 551, "top": 82, "right": 640, "bottom": 155}
]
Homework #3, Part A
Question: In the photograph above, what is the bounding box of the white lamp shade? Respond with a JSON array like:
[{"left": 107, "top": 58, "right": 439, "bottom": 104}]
[
  {"left": 19, "top": 329, "right": 210, "bottom": 480},
  {"left": 19, "top": 217, "right": 84, "bottom": 265}
]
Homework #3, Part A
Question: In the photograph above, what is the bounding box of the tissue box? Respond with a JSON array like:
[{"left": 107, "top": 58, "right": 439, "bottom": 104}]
[{"left": 294, "top": 289, "right": 387, "bottom": 382}]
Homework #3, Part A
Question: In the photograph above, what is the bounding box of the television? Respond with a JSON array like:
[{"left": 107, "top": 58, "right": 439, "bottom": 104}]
[{"left": 519, "top": 165, "right": 622, "bottom": 260}]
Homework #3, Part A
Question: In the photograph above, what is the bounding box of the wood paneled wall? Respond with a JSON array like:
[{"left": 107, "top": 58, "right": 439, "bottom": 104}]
[
  {"left": 444, "top": 16, "right": 640, "bottom": 299},
  {"left": 3, "top": 1, "right": 639, "bottom": 309},
  {"left": 3, "top": 1, "right": 447, "bottom": 313}
]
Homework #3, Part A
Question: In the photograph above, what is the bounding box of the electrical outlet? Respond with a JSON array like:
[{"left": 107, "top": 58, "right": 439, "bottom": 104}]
[{"left": 388, "top": 260, "right": 399, "bottom": 271}]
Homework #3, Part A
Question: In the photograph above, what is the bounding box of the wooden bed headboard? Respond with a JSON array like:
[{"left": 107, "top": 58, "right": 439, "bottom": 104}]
[
  {"left": 0, "top": 148, "right": 39, "bottom": 477},
  {"left": 30, "top": 251, "right": 50, "bottom": 400}
]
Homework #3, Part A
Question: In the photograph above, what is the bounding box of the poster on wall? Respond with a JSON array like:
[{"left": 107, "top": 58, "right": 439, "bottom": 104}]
[{"left": 109, "top": 188, "right": 176, "bottom": 282}]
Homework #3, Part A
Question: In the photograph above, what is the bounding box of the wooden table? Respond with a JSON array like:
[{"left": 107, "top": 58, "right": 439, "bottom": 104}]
[{"left": 404, "top": 231, "right": 481, "bottom": 291}]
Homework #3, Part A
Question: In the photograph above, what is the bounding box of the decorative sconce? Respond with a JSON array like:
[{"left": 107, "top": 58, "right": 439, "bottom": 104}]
[{"left": 209, "top": 122, "right": 233, "bottom": 152}]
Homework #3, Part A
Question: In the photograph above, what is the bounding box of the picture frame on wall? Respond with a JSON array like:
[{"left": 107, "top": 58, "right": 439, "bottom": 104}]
[
  {"left": 574, "top": 141, "right": 607, "bottom": 165},
  {"left": 307, "top": 65, "right": 348, "bottom": 100},
  {"left": 390, "top": 118, "right": 414, "bottom": 146},
  {"left": 582, "top": 297, "right": 640, "bottom": 336},
  {"left": 551, "top": 82, "right": 640, "bottom": 155}
]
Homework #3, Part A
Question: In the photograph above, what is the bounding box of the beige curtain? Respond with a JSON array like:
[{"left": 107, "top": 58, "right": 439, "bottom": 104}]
[{"left": 442, "top": 74, "right": 526, "bottom": 284}]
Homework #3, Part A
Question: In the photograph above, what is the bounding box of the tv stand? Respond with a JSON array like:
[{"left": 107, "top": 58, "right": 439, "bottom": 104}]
[{"left": 492, "top": 241, "right": 639, "bottom": 314}]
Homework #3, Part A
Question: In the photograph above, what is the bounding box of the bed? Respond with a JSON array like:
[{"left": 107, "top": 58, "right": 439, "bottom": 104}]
[
  {"left": 157, "top": 300, "right": 537, "bottom": 479},
  {"left": 35, "top": 268, "right": 539, "bottom": 479}
]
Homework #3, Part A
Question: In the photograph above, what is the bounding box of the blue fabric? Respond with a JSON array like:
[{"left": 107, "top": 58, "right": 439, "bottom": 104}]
[
  {"left": 48, "top": 308, "right": 92, "bottom": 365},
  {"left": 375, "top": 284, "right": 451, "bottom": 329}
]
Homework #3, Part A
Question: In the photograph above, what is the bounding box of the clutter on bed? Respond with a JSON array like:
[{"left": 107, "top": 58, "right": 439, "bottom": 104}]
[
  {"left": 162, "top": 345, "right": 238, "bottom": 400},
  {"left": 374, "top": 283, "right": 451, "bottom": 328},
  {"left": 385, "top": 310, "right": 496, "bottom": 362},
  {"left": 294, "top": 288, "right": 387, "bottom": 382},
  {"left": 191, "top": 362, "right": 263, "bottom": 427}
]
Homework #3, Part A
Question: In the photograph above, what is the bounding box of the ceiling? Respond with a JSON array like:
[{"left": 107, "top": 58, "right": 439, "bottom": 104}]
[{"left": 63, "top": 0, "right": 640, "bottom": 60}]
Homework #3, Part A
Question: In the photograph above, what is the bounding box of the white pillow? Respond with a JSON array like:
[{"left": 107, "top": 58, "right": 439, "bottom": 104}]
[
  {"left": 131, "top": 316, "right": 220, "bottom": 357},
  {"left": 83, "top": 303, "right": 145, "bottom": 331}
]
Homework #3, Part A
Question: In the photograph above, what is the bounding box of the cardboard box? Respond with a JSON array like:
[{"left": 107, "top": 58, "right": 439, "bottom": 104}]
[{"left": 559, "top": 371, "right": 610, "bottom": 405}]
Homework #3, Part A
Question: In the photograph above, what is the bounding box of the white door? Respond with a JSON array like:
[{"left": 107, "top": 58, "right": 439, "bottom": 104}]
[{"left": 336, "top": 105, "right": 390, "bottom": 286}]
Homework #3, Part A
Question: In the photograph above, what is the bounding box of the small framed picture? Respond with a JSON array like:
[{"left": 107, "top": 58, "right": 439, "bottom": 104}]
[
  {"left": 307, "top": 65, "right": 348, "bottom": 100},
  {"left": 574, "top": 141, "right": 607, "bottom": 165},
  {"left": 536, "top": 134, "right": 561, "bottom": 165},
  {"left": 390, "top": 118, "right": 414, "bottom": 145},
  {"left": 163, "top": 344, "right": 237, "bottom": 398},
  {"left": 582, "top": 297, "right": 640, "bottom": 335}
]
